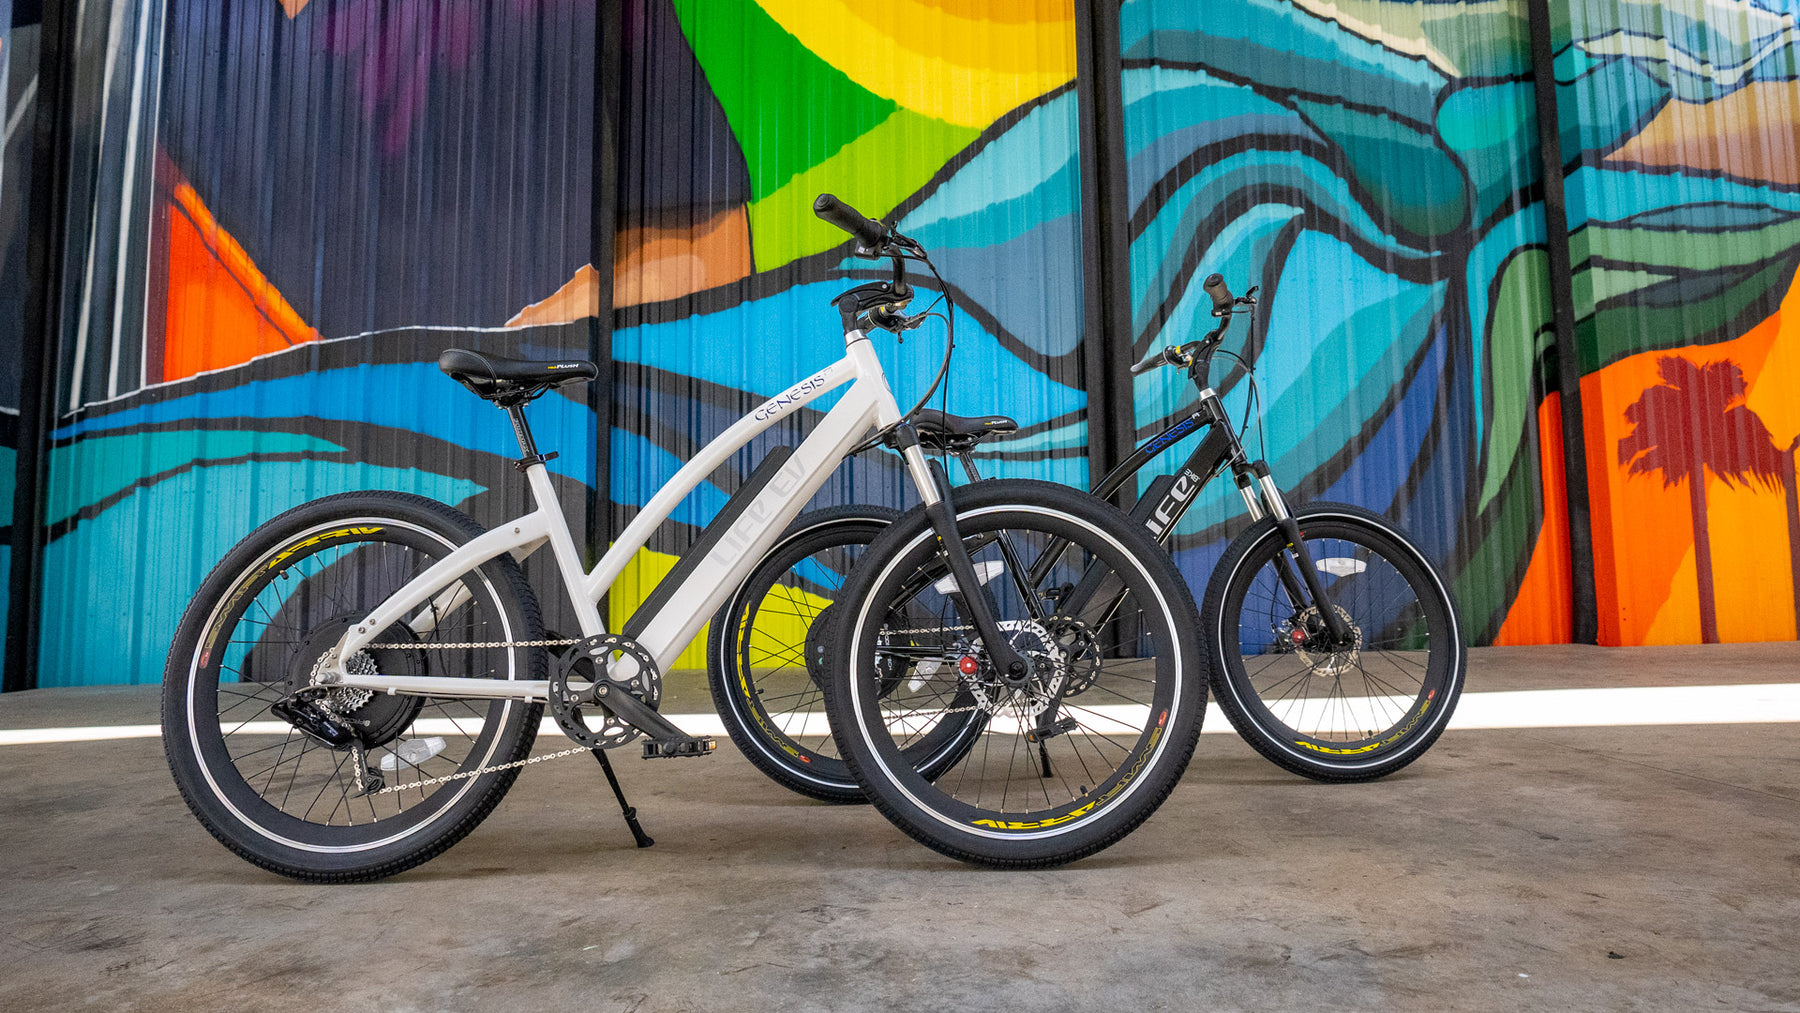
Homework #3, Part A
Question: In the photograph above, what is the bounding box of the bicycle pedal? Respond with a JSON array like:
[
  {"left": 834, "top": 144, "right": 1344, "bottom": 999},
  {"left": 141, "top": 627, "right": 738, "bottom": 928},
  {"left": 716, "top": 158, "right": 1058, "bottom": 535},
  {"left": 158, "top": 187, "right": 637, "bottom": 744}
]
[
  {"left": 641, "top": 736, "right": 716, "bottom": 759},
  {"left": 1025, "top": 717, "right": 1078, "bottom": 744}
]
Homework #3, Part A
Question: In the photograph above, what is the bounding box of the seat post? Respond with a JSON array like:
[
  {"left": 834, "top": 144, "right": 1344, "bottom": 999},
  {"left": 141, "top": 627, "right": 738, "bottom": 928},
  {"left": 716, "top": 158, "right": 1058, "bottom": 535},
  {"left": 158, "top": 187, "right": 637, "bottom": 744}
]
[{"left": 503, "top": 403, "right": 549, "bottom": 469}]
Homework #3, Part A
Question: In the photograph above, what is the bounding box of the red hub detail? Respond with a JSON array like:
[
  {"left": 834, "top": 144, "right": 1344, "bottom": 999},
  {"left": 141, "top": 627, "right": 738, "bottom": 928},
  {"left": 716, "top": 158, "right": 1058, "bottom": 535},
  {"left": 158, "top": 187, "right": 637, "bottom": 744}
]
[{"left": 958, "top": 656, "right": 979, "bottom": 676}]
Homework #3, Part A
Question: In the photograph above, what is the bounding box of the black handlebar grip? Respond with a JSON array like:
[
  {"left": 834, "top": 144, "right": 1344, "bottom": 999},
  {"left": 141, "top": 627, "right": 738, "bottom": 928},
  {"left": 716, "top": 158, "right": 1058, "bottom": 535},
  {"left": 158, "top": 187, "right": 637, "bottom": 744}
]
[
  {"left": 1203, "top": 273, "right": 1234, "bottom": 314},
  {"left": 813, "top": 193, "right": 887, "bottom": 249}
]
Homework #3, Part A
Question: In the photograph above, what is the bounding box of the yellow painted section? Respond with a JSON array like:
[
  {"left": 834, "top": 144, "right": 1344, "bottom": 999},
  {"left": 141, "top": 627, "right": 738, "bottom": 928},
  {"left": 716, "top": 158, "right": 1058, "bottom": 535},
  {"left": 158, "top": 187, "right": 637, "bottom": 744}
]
[
  {"left": 738, "top": 583, "right": 836, "bottom": 674},
  {"left": 751, "top": 0, "right": 1077, "bottom": 127},
  {"left": 747, "top": 108, "right": 980, "bottom": 267},
  {"left": 608, "top": 547, "right": 712, "bottom": 671},
  {"left": 607, "top": 546, "right": 838, "bottom": 672}
]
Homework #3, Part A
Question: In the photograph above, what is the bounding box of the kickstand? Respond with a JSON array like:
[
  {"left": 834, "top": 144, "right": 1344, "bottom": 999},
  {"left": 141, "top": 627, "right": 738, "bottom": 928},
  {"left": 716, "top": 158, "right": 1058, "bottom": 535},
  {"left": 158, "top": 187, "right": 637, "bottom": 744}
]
[{"left": 591, "top": 748, "right": 654, "bottom": 848}]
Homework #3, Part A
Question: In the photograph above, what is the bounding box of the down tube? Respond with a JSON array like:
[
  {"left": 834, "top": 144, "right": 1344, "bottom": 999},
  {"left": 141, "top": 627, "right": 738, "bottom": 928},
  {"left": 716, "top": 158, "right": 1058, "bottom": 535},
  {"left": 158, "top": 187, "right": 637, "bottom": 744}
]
[{"left": 628, "top": 380, "right": 888, "bottom": 673}]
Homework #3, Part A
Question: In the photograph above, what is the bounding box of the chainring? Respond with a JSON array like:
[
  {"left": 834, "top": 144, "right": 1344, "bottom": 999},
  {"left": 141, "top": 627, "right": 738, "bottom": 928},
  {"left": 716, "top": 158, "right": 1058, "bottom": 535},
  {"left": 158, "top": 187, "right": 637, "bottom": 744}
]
[{"left": 549, "top": 634, "right": 662, "bottom": 749}]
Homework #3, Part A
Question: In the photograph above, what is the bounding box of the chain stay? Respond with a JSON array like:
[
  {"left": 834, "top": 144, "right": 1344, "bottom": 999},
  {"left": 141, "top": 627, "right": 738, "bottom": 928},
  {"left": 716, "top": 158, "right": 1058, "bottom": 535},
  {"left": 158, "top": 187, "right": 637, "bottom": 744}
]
[{"left": 344, "top": 636, "right": 588, "bottom": 796}]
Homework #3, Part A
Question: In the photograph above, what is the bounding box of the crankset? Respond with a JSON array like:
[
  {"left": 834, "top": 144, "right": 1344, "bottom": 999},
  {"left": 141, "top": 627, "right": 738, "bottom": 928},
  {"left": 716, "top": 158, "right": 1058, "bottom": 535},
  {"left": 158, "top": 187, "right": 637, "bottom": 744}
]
[{"left": 549, "top": 634, "right": 664, "bottom": 749}]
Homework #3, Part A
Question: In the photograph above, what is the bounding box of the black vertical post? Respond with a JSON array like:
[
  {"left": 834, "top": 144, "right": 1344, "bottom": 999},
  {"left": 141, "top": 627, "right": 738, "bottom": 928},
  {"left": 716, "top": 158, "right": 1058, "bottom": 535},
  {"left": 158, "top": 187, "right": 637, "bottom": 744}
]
[
  {"left": 1074, "top": 1, "right": 1135, "bottom": 504},
  {"left": 6, "top": 0, "right": 77, "bottom": 692},
  {"left": 1527, "top": 0, "right": 1599, "bottom": 645},
  {"left": 587, "top": 0, "right": 621, "bottom": 570}
]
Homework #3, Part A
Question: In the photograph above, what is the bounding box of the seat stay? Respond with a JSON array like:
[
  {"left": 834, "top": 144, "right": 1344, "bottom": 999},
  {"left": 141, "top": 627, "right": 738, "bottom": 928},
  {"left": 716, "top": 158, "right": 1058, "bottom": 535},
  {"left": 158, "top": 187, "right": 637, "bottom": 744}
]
[{"left": 335, "top": 503, "right": 565, "bottom": 664}]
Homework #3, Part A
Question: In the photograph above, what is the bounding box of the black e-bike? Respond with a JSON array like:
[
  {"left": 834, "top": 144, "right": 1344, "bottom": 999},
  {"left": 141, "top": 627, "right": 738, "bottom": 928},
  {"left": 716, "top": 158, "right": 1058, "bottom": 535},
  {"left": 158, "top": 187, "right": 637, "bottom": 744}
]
[{"left": 712, "top": 274, "right": 1465, "bottom": 797}]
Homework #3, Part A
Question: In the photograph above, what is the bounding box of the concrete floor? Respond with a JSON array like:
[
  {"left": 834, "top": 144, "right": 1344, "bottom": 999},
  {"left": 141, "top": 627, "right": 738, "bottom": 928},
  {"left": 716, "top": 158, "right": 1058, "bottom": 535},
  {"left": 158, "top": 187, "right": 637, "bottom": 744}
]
[{"left": 2, "top": 643, "right": 1797, "bottom": 1011}]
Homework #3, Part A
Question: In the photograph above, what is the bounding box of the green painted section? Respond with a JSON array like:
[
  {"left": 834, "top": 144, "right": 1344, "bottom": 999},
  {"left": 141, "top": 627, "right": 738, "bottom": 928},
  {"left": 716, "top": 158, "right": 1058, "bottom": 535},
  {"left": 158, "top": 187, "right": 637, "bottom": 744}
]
[
  {"left": 748, "top": 108, "right": 980, "bottom": 268},
  {"left": 1582, "top": 257, "right": 1798, "bottom": 373},
  {"left": 672, "top": 0, "right": 896, "bottom": 203},
  {"left": 1588, "top": 266, "right": 1671, "bottom": 307},
  {"left": 1454, "top": 444, "right": 1542, "bottom": 642},
  {"left": 1479, "top": 250, "right": 1553, "bottom": 510},
  {"left": 1294, "top": 99, "right": 1469, "bottom": 240},
  {"left": 46, "top": 431, "right": 344, "bottom": 525},
  {"left": 1584, "top": 219, "right": 1800, "bottom": 276}
]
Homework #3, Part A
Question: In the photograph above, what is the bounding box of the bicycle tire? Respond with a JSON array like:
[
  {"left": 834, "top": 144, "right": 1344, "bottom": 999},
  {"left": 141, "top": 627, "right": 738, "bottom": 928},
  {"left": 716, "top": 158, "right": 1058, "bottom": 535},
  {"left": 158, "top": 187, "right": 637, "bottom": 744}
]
[
  {"left": 823, "top": 480, "right": 1205, "bottom": 868},
  {"left": 707, "top": 505, "right": 987, "bottom": 803},
  {"left": 707, "top": 506, "right": 893, "bottom": 802},
  {"left": 162, "top": 491, "right": 544, "bottom": 882},
  {"left": 1202, "top": 501, "right": 1465, "bottom": 782}
]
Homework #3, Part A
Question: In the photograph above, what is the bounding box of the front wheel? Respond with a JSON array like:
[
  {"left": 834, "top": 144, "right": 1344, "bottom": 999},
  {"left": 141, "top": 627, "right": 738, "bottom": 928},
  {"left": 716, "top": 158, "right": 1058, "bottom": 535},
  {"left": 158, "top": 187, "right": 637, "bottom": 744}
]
[
  {"left": 824, "top": 480, "right": 1206, "bottom": 868},
  {"left": 1203, "top": 502, "right": 1465, "bottom": 782}
]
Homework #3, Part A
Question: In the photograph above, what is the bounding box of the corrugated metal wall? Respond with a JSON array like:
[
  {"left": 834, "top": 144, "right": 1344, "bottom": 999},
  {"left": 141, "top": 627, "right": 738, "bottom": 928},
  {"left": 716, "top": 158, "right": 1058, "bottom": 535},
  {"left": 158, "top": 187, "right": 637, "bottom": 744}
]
[
  {"left": 1118, "top": 0, "right": 1567, "bottom": 644},
  {"left": 2, "top": 0, "right": 36, "bottom": 690},
  {"left": 8, "top": 0, "right": 1799, "bottom": 690},
  {"left": 34, "top": 0, "right": 601, "bottom": 686},
  {"left": 610, "top": 0, "right": 1088, "bottom": 666},
  {"left": 1556, "top": 0, "right": 1800, "bottom": 644}
]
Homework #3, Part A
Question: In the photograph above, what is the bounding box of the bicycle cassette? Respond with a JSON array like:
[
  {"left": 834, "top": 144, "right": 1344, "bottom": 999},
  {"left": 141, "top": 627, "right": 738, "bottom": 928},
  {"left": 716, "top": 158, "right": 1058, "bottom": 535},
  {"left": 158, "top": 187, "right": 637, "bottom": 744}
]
[{"left": 549, "top": 634, "right": 662, "bottom": 749}]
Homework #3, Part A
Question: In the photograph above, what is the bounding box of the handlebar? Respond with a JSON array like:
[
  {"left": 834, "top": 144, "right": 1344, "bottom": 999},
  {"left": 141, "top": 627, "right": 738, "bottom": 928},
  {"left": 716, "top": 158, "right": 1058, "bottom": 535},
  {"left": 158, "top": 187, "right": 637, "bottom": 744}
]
[
  {"left": 814, "top": 193, "right": 888, "bottom": 251},
  {"left": 1203, "top": 273, "right": 1234, "bottom": 316},
  {"left": 1130, "top": 345, "right": 1184, "bottom": 376},
  {"left": 1131, "top": 276, "right": 1259, "bottom": 377}
]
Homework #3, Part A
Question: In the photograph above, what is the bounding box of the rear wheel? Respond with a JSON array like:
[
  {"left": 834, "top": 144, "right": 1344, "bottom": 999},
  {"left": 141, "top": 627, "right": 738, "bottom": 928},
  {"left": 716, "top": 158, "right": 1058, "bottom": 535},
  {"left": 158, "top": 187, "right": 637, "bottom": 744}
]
[
  {"left": 707, "top": 507, "right": 893, "bottom": 802},
  {"left": 1203, "top": 502, "right": 1464, "bottom": 782},
  {"left": 708, "top": 505, "right": 984, "bottom": 802},
  {"left": 825, "top": 480, "right": 1205, "bottom": 868},
  {"left": 162, "top": 491, "right": 543, "bottom": 882}
]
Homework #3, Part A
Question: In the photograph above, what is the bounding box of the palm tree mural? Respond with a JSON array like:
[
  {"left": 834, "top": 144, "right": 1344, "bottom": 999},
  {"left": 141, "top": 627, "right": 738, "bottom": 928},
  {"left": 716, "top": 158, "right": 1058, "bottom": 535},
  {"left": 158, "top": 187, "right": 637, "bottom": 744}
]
[
  {"left": 1786, "top": 436, "right": 1800, "bottom": 638},
  {"left": 1617, "top": 357, "right": 1784, "bottom": 643}
]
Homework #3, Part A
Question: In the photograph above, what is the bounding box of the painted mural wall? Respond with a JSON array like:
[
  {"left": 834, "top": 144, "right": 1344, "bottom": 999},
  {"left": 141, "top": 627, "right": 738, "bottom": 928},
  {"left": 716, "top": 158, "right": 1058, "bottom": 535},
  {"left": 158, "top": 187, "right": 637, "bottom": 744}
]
[
  {"left": 1557, "top": 0, "right": 1800, "bottom": 644},
  {"left": 607, "top": 0, "right": 1089, "bottom": 667},
  {"left": 34, "top": 0, "right": 603, "bottom": 687},
  {"left": 2, "top": 0, "right": 34, "bottom": 687},
  {"left": 10, "top": 0, "right": 1799, "bottom": 689},
  {"left": 1122, "top": 0, "right": 1800, "bottom": 647},
  {"left": 1120, "top": 0, "right": 1571, "bottom": 646}
]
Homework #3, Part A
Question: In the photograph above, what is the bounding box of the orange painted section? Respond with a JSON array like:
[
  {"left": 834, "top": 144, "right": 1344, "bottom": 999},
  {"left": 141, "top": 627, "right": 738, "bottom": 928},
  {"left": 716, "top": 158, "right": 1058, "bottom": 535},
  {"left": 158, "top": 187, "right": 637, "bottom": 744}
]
[
  {"left": 161, "top": 179, "right": 318, "bottom": 382},
  {"left": 1580, "top": 264, "right": 1800, "bottom": 645},
  {"left": 1605, "top": 80, "right": 1800, "bottom": 188},
  {"left": 614, "top": 205, "right": 754, "bottom": 307},
  {"left": 1495, "top": 393, "right": 1575, "bottom": 645},
  {"left": 507, "top": 264, "right": 601, "bottom": 327}
]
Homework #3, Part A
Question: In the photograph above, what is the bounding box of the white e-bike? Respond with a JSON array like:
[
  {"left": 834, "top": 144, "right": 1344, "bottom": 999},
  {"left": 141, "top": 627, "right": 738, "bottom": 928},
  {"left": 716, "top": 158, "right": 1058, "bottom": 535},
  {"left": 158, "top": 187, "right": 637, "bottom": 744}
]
[{"left": 162, "top": 195, "right": 1206, "bottom": 879}]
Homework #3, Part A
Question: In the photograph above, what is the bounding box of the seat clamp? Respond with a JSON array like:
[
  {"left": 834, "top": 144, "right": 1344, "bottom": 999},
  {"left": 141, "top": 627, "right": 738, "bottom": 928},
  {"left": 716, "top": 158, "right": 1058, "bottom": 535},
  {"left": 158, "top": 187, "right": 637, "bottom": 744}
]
[{"left": 514, "top": 451, "right": 560, "bottom": 472}]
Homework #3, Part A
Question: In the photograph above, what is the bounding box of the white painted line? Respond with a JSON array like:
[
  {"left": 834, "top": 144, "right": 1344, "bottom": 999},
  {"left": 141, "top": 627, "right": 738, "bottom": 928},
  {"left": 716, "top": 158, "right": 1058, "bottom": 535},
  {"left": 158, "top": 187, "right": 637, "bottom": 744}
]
[{"left": 3, "top": 683, "right": 1799, "bottom": 747}]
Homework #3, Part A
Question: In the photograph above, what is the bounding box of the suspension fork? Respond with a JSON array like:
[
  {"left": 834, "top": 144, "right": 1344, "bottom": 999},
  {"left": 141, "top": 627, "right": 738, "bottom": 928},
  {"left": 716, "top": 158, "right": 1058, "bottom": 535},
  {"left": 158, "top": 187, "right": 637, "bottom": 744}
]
[
  {"left": 897, "top": 425, "right": 1033, "bottom": 683},
  {"left": 1232, "top": 459, "right": 1354, "bottom": 646}
]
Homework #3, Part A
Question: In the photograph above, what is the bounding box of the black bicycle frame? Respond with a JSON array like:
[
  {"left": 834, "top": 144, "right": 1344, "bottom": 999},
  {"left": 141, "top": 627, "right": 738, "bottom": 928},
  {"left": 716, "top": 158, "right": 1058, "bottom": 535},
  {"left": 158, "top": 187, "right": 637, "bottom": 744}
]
[{"left": 1017, "top": 330, "right": 1355, "bottom": 646}]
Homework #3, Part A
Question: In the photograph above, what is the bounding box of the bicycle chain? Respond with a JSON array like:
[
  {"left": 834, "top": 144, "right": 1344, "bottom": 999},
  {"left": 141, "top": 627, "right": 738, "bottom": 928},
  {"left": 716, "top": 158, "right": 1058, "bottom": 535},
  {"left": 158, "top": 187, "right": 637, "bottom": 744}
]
[
  {"left": 364, "top": 743, "right": 601, "bottom": 796},
  {"left": 343, "top": 636, "right": 587, "bottom": 796},
  {"left": 349, "top": 627, "right": 1031, "bottom": 795},
  {"left": 403, "top": 638, "right": 581, "bottom": 649}
]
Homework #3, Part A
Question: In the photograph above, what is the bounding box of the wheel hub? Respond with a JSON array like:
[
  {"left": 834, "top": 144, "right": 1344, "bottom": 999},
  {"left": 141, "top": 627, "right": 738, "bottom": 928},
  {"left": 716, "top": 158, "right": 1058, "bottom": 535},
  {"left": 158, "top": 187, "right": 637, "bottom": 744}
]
[
  {"left": 1289, "top": 604, "right": 1362, "bottom": 678},
  {"left": 964, "top": 620, "right": 1068, "bottom": 719},
  {"left": 286, "top": 615, "right": 425, "bottom": 748}
]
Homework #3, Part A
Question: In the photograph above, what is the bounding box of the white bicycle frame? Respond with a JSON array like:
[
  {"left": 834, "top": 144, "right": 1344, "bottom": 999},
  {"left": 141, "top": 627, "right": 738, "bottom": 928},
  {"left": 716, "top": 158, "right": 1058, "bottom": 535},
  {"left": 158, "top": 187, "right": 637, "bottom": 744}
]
[{"left": 324, "top": 328, "right": 941, "bottom": 704}]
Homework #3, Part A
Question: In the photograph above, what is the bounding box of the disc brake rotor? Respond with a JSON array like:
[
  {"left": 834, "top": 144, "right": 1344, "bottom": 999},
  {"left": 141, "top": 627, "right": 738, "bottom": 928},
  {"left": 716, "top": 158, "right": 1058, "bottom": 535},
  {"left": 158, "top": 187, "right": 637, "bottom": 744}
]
[
  {"left": 965, "top": 620, "right": 1068, "bottom": 719},
  {"left": 1290, "top": 604, "right": 1362, "bottom": 678}
]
